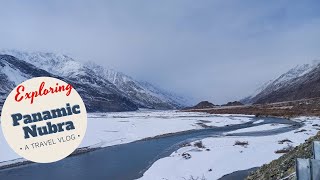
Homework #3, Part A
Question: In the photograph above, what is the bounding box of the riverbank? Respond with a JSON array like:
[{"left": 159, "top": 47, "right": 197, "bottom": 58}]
[{"left": 0, "top": 146, "right": 101, "bottom": 170}]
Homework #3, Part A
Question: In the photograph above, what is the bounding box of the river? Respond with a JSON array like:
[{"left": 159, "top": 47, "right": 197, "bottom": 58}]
[{"left": 0, "top": 116, "right": 301, "bottom": 180}]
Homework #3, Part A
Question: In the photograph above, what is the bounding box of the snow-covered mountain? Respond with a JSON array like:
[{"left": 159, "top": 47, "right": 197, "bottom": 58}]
[
  {"left": 0, "top": 50, "right": 122, "bottom": 93},
  {"left": 0, "top": 50, "right": 188, "bottom": 110},
  {"left": 0, "top": 54, "right": 138, "bottom": 112},
  {"left": 242, "top": 60, "right": 320, "bottom": 104}
]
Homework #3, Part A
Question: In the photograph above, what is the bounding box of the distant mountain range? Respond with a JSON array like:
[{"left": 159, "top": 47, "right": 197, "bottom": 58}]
[
  {"left": 242, "top": 60, "right": 320, "bottom": 104},
  {"left": 0, "top": 50, "right": 189, "bottom": 112},
  {"left": 85, "top": 62, "right": 189, "bottom": 109},
  {"left": 5, "top": 50, "right": 318, "bottom": 111}
]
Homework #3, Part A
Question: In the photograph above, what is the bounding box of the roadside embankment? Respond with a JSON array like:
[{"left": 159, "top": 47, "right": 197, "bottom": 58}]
[{"left": 246, "top": 131, "right": 320, "bottom": 180}]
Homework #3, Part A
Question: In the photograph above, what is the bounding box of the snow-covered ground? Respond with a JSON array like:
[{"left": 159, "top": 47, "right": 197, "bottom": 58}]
[
  {"left": 82, "top": 110, "right": 252, "bottom": 148},
  {"left": 0, "top": 110, "right": 252, "bottom": 165},
  {"left": 138, "top": 116, "right": 320, "bottom": 180}
]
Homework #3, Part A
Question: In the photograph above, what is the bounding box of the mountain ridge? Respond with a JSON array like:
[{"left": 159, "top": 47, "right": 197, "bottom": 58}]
[
  {"left": 0, "top": 54, "right": 139, "bottom": 112},
  {"left": 242, "top": 60, "right": 320, "bottom": 104},
  {"left": 0, "top": 50, "right": 188, "bottom": 111}
]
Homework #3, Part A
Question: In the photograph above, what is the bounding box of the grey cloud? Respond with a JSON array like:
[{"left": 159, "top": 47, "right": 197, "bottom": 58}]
[{"left": 0, "top": 0, "right": 320, "bottom": 104}]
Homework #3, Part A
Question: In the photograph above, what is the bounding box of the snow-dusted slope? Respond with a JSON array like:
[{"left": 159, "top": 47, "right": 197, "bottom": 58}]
[
  {"left": 0, "top": 50, "right": 187, "bottom": 110},
  {"left": 243, "top": 60, "right": 320, "bottom": 104},
  {"left": 0, "top": 55, "right": 51, "bottom": 110},
  {"left": 86, "top": 62, "right": 188, "bottom": 109}
]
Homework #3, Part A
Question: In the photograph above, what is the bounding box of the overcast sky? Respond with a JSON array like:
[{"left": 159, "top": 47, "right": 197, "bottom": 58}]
[{"left": 1, "top": 0, "right": 320, "bottom": 104}]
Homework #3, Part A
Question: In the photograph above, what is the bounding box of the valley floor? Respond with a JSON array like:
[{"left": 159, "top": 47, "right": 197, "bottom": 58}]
[{"left": 0, "top": 110, "right": 319, "bottom": 180}]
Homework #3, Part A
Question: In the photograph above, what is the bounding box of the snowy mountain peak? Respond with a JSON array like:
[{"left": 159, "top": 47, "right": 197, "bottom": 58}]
[
  {"left": 0, "top": 50, "right": 83, "bottom": 77},
  {"left": 272, "top": 63, "right": 312, "bottom": 86}
]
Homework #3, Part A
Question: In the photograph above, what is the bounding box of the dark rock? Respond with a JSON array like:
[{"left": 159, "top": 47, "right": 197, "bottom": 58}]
[
  {"left": 182, "top": 152, "right": 192, "bottom": 159},
  {"left": 185, "top": 101, "right": 216, "bottom": 109},
  {"left": 222, "top": 101, "right": 244, "bottom": 106}
]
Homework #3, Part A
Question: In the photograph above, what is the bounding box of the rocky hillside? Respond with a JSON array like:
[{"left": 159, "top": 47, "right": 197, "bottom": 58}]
[
  {"left": 184, "top": 101, "right": 216, "bottom": 109},
  {"left": 247, "top": 131, "right": 320, "bottom": 180},
  {"left": 0, "top": 54, "right": 138, "bottom": 112},
  {"left": 0, "top": 50, "right": 188, "bottom": 110},
  {"left": 243, "top": 60, "right": 320, "bottom": 104},
  {"left": 222, "top": 101, "right": 244, "bottom": 106}
]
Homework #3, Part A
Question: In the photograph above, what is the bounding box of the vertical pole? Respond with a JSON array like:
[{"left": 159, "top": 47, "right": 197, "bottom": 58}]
[{"left": 313, "top": 141, "right": 320, "bottom": 160}]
